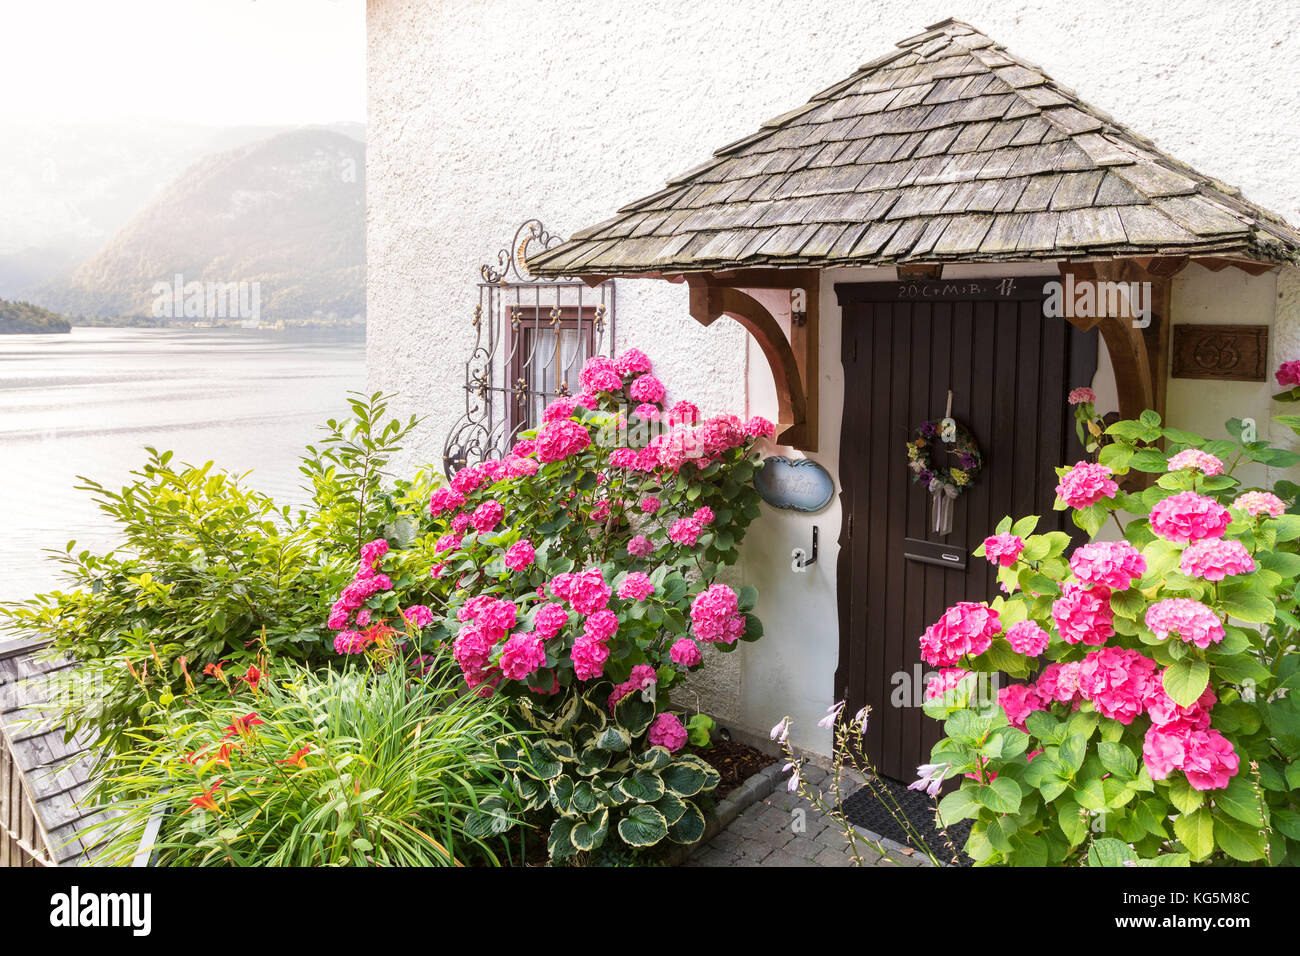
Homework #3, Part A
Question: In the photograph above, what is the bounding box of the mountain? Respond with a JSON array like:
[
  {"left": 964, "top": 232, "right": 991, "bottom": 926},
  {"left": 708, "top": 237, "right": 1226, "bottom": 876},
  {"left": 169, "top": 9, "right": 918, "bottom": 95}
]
[
  {"left": 0, "top": 298, "right": 70, "bottom": 334},
  {"left": 34, "top": 128, "right": 364, "bottom": 321}
]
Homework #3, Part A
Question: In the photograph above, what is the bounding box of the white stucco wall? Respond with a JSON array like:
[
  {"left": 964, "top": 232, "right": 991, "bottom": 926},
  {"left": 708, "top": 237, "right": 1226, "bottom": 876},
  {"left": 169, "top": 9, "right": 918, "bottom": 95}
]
[{"left": 367, "top": 0, "right": 1300, "bottom": 755}]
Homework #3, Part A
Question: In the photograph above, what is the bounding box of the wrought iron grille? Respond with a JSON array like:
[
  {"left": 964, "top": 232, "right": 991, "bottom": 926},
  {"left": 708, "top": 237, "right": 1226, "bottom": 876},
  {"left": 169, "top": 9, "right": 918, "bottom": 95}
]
[{"left": 443, "top": 219, "right": 616, "bottom": 476}]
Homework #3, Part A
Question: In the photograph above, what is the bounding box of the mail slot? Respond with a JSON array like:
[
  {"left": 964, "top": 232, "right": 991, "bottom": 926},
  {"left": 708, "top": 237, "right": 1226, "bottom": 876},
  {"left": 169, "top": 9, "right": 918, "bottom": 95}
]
[{"left": 903, "top": 537, "right": 967, "bottom": 570}]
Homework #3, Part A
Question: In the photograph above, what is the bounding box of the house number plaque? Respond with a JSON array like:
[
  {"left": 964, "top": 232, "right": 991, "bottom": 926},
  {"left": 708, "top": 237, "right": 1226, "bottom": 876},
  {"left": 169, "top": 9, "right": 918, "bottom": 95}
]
[
  {"left": 755, "top": 456, "right": 834, "bottom": 513},
  {"left": 1171, "top": 324, "right": 1269, "bottom": 382}
]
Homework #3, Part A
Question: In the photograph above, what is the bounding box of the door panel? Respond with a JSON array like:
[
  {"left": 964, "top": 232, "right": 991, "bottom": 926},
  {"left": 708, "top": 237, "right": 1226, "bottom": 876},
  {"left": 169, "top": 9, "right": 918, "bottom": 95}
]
[{"left": 834, "top": 279, "right": 1098, "bottom": 782}]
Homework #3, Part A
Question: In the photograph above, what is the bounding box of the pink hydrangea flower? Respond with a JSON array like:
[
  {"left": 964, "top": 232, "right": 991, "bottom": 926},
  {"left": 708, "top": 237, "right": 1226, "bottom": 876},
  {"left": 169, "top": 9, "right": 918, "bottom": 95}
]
[
  {"left": 744, "top": 416, "right": 776, "bottom": 440},
  {"left": 1143, "top": 724, "right": 1238, "bottom": 790},
  {"left": 999, "top": 683, "right": 1046, "bottom": 731},
  {"left": 402, "top": 605, "right": 434, "bottom": 628},
  {"left": 360, "top": 538, "right": 389, "bottom": 569},
  {"left": 570, "top": 638, "right": 609, "bottom": 681},
  {"left": 1144, "top": 681, "right": 1215, "bottom": 730},
  {"left": 1035, "top": 660, "right": 1083, "bottom": 705},
  {"left": 1149, "top": 491, "right": 1230, "bottom": 543},
  {"left": 1068, "top": 540, "right": 1147, "bottom": 590},
  {"left": 429, "top": 487, "right": 466, "bottom": 515},
  {"left": 1005, "top": 620, "right": 1050, "bottom": 657},
  {"left": 1167, "top": 449, "right": 1225, "bottom": 476},
  {"left": 583, "top": 609, "right": 619, "bottom": 643},
  {"left": 666, "top": 401, "right": 700, "bottom": 427},
  {"left": 1067, "top": 386, "right": 1096, "bottom": 405},
  {"left": 608, "top": 664, "right": 657, "bottom": 710},
  {"left": 567, "top": 568, "right": 612, "bottom": 615},
  {"left": 327, "top": 606, "right": 349, "bottom": 630},
  {"left": 532, "top": 602, "right": 569, "bottom": 640},
  {"left": 1055, "top": 461, "right": 1119, "bottom": 509},
  {"left": 627, "top": 535, "right": 654, "bottom": 558},
  {"left": 982, "top": 532, "right": 1024, "bottom": 568},
  {"left": 633, "top": 403, "right": 660, "bottom": 420},
  {"left": 647, "top": 712, "right": 688, "bottom": 752},
  {"left": 617, "top": 572, "right": 655, "bottom": 601},
  {"left": 435, "top": 533, "right": 463, "bottom": 553},
  {"left": 1078, "top": 647, "right": 1158, "bottom": 724},
  {"left": 690, "top": 583, "right": 745, "bottom": 645},
  {"left": 498, "top": 633, "right": 547, "bottom": 681},
  {"left": 536, "top": 419, "right": 592, "bottom": 463},
  {"left": 1179, "top": 538, "right": 1255, "bottom": 581},
  {"left": 628, "top": 373, "right": 666, "bottom": 404},
  {"left": 1231, "top": 491, "right": 1286, "bottom": 518},
  {"left": 1276, "top": 359, "right": 1300, "bottom": 388},
  {"left": 919, "top": 602, "right": 1001, "bottom": 667},
  {"left": 693, "top": 506, "right": 714, "bottom": 525},
  {"left": 614, "top": 348, "right": 653, "bottom": 377},
  {"left": 639, "top": 496, "right": 662, "bottom": 515},
  {"left": 450, "top": 513, "right": 471, "bottom": 534},
  {"left": 579, "top": 356, "right": 623, "bottom": 393},
  {"left": 334, "top": 630, "right": 368, "bottom": 655},
  {"left": 543, "top": 397, "right": 580, "bottom": 422},
  {"left": 670, "top": 637, "right": 702, "bottom": 668},
  {"left": 1051, "top": 583, "right": 1114, "bottom": 646},
  {"left": 503, "top": 539, "right": 536, "bottom": 572},
  {"left": 924, "top": 667, "right": 970, "bottom": 702},
  {"left": 668, "top": 516, "right": 705, "bottom": 546},
  {"left": 469, "top": 500, "right": 503, "bottom": 534},
  {"left": 1145, "top": 598, "right": 1223, "bottom": 648}
]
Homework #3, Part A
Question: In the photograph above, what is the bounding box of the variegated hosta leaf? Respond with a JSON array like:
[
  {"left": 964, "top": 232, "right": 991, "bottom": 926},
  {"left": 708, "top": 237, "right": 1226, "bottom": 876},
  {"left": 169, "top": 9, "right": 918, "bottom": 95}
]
[
  {"left": 548, "top": 817, "right": 578, "bottom": 860},
  {"left": 614, "top": 692, "right": 656, "bottom": 738},
  {"left": 550, "top": 774, "right": 576, "bottom": 815},
  {"left": 577, "top": 744, "right": 612, "bottom": 776},
  {"left": 595, "top": 725, "right": 632, "bottom": 753},
  {"left": 571, "top": 809, "right": 609, "bottom": 852},
  {"left": 494, "top": 738, "right": 524, "bottom": 772},
  {"left": 464, "top": 794, "right": 515, "bottom": 838},
  {"left": 513, "top": 772, "right": 549, "bottom": 810},
  {"left": 539, "top": 738, "right": 576, "bottom": 762},
  {"left": 661, "top": 755, "right": 720, "bottom": 797},
  {"left": 618, "top": 768, "right": 665, "bottom": 804},
  {"left": 572, "top": 780, "right": 602, "bottom": 815},
  {"left": 633, "top": 746, "right": 674, "bottom": 772},
  {"left": 524, "top": 741, "right": 565, "bottom": 779},
  {"left": 667, "top": 800, "right": 706, "bottom": 845},
  {"left": 655, "top": 791, "right": 687, "bottom": 826},
  {"left": 616, "top": 803, "right": 668, "bottom": 848}
]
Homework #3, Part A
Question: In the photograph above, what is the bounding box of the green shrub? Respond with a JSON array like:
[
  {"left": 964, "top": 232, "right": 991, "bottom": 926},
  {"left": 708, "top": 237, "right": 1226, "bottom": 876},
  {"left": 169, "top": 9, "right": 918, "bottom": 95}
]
[{"left": 0, "top": 391, "right": 423, "bottom": 755}]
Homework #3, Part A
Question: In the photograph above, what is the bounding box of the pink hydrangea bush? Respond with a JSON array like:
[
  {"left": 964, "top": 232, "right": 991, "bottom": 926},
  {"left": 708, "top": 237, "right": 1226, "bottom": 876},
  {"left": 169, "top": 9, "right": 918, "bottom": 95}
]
[
  {"left": 324, "top": 348, "right": 769, "bottom": 861},
  {"left": 920, "top": 409, "right": 1300, "bottom": 867}
]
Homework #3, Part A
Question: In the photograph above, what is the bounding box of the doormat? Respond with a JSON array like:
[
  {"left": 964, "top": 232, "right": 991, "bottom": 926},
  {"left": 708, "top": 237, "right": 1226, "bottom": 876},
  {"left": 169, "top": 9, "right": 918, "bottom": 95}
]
[{"left": 839, "top": 778, "right": 972, "bottom": 866}]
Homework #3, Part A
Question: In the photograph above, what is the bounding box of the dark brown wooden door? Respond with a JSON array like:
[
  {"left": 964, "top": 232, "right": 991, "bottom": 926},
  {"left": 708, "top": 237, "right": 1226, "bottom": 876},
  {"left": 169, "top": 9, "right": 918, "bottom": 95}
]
[{"left": 834, "top": 277, "right": 1097, "bottom": 782}]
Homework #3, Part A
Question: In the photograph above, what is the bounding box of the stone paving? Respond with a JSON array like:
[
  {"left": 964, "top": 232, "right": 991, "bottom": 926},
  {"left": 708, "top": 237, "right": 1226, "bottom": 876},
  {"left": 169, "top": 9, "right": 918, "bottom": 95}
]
[{"left": 685, "top": 763, "right": 933, "bottom": 868}]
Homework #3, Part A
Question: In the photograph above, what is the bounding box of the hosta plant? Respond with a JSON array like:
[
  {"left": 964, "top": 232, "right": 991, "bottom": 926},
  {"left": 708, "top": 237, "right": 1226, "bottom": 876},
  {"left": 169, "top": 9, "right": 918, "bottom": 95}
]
[
  {"left": 493, "top": 688, "right": 720, "bottom": 860},
  {"left": 326, "top": 348, "right": 771, "bottom": 860},
  {"left": 916, "top": 408, "right": 1300, "bottom": 867}
]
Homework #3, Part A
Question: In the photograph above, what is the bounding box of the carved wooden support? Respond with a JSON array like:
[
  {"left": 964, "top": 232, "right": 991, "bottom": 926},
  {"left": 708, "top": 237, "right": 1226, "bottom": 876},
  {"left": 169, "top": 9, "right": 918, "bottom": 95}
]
[
  {"left": 685, "top": 270, "right": 819, "bottom": 451},
  {"left": 1057, "top": 258, "right": 1182, "bottom": 424}
]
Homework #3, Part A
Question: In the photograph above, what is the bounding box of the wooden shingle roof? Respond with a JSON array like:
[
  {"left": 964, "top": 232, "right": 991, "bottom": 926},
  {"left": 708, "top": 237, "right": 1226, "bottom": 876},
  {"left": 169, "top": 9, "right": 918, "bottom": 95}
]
[
  {"left": 0, "top": 638, "right": 112, "bottom": 866},
  {"left": 529, "top": 19, "right": 1300, "bottom": 277}
]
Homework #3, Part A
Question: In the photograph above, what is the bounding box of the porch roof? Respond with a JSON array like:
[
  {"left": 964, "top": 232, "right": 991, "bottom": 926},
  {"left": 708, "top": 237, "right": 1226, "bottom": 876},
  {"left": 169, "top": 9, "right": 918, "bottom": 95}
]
[{"left": 528, "top": 19, "right": 1300, "bottom": 278}]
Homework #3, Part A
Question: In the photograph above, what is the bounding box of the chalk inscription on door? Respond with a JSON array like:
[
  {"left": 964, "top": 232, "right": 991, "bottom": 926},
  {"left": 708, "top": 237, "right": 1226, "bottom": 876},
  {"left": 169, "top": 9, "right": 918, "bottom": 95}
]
[
  {"left": 755, "top": 456, "right": 834, "bottom": 513},
  {"left": 1171, "top": 324, "right": 1268, "bottom": 382}
]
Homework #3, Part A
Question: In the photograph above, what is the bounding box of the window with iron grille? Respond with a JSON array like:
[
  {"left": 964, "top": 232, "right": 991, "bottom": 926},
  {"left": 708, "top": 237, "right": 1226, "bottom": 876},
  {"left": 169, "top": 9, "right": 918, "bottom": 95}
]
[{"left": 443, "top": 219, "right": 615, "bottom": 477}]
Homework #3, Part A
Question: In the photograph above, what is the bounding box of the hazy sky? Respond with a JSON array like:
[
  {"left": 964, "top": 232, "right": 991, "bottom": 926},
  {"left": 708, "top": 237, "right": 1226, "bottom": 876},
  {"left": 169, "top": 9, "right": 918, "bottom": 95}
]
[{"left": 0, "top": 0, "right": 365, "bottom": 126}]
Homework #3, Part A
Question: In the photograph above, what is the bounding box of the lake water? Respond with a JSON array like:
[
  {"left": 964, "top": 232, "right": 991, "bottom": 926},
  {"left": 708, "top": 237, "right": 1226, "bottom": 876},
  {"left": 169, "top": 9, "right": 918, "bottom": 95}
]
[{"left": 0, "top": 326, "right": 366, "bottom": 606}]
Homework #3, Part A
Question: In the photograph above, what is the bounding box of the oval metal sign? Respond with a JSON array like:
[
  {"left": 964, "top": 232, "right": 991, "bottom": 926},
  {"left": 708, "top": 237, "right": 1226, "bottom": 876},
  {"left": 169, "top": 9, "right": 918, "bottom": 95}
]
[{"left": 754, "top": 456, "right": 835, "bottom": 513}]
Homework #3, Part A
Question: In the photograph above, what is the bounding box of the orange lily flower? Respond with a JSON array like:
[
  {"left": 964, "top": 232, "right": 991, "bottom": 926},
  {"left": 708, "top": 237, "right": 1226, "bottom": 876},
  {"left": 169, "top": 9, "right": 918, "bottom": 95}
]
[{"left": 189, "top": 780, "right": 223, "bottom": 813}]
